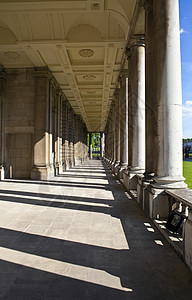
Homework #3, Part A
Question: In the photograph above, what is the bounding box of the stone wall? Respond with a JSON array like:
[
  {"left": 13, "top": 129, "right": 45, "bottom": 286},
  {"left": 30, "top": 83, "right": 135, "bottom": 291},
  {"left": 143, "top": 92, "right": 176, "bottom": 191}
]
[
  {"left": 0, "top": 66, "right": 88, "bottom": 180},
  {"left": 4, "top": 69, "right": 35, "bottom": 179}
]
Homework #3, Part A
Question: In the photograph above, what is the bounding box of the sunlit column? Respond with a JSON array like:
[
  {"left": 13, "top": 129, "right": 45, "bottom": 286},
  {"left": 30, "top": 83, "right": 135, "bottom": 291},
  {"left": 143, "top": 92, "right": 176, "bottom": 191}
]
[
  {"left": 100, "top": 132, "right": 103, "bottom": 158},
  {"left": 89, "top": 133, "right": 92, "bottom": 159},
  {"left": 129, "top": 37, "right": 145, "bottom": 174},
  {"left": 115, "top": 88, "right": 120, "bottom": 164},
  {"left": 119, "top": 73, "right": 128, "bottom": 172},
  {"left": 151, "top": 0, "right": 186, "bottom": 188}
]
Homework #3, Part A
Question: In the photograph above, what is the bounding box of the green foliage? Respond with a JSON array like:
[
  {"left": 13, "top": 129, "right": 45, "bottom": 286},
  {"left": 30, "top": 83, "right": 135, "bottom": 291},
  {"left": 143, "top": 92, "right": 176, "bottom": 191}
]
[
  {"left": 183, "top": 161, "right": 192, "bottom": 189},
  {"left": 92, "top": 133, "right": 100, "bottom": 148},
  {"left": 87, "top": 132, "right": 100, "bottom": 147}
]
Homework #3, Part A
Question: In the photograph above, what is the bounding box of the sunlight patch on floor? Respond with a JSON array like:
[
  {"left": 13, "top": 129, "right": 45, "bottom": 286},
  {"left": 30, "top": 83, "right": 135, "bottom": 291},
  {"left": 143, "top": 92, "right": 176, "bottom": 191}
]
[{"left": 0, "top": 246, "right": 132, "bottom": 292}]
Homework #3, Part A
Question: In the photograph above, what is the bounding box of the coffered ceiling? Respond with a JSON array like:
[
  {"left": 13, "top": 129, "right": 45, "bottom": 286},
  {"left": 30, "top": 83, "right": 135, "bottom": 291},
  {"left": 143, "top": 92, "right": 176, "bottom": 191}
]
[{"left": 0, "top": 0, "right": 144, "bottom": 132}]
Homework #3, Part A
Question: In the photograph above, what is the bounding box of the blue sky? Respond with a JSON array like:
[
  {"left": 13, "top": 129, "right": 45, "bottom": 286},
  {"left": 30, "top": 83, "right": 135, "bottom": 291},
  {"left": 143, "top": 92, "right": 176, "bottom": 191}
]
[{"left": 179, "top": 0, "right": 192, "bottom": 138}]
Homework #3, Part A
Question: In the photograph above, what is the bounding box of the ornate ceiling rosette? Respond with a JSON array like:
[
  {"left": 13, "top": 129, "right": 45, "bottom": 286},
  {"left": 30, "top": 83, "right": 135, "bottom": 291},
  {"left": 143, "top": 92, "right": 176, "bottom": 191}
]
[
  {"left": 83, "top": 74, "right": 96, "bottom": 80},
  {"left": 79, "top": 49, "right": 94, "bottom": 58}
]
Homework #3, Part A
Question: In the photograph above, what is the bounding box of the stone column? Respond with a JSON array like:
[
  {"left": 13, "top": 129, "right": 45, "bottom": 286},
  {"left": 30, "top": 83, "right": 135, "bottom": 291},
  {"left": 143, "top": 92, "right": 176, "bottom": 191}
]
[
  {"left": 62, "top": 100, "right": 68, "bottom": 170},
  {"left": 145, "top": 0, "right": 186, "bottom": 219},
  {"left": 31, "top": 67, "right": 54, "bottom": 180},
  {"left": 104, "top": 124, "right": 109, "bottom": 159},
  {"left": 68, "top": 107, "right": 73, "bottom": 168},
  {"left": 108, "top": 112, "right": 112, "bottom": 161},
  {"left": 115, "top": 88, "right": 120, "bottom": 169},
  {"left": 153, "top": 0, "right": 185, "bottom": 188},
  {"left": 144, "top": 0, "right": 155, "bottom": 180},
  {"left": 125, "top": 37, "right": 145, "bottom": 190},
  {"left": 89, "top": 133, "right": 92, "bottom": 159},
  {"left": 55, "top": 91, "right": 62, "bottom": 175},
  {"left": 0, "top": 66, "right": 7, "bottom": 180},
  {"left": 111, "top": 101, "right": 116, "bottom": 171},
  {"left": 100, "top": 132, "right": 103, "bottom": 159},
  {"left": 74, "top": 116, "right": 80, "bottom": 165},
  {"left": 118, "top": 73, "right": 128, "bottom": 179}
]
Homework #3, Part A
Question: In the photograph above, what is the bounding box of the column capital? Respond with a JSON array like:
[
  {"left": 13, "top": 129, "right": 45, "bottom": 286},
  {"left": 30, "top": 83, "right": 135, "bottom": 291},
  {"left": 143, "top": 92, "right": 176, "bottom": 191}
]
[
  {"left": 142, "top": 0, "right": 151, "bottom": 9},
  {"left": 0, "top": 65, "right": 7, "bottom": 81},
  {"left": 130, "top": 34, "right": 145, "bottom": 48},
  {"left": 114, "top": 87, "right": 120, "bottom": 99},
  {"left": 119, "top": 69, "right": 129, "bottom": 78},
  {"left": 34, "top": 66, "right": 52, "bottom": 80},
  {"left": 125, "top": 47, "right": 131, "bottom": 60}
]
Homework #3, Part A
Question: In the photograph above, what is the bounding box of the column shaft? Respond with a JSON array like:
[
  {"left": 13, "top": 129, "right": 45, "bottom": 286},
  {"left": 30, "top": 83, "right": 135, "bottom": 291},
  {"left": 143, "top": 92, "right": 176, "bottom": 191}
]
[
  {"left": 130, "top": 39, "right": 145, "bottom": 173},
  {"left": 119, "top": 74, "right": 128, "bottom": 167},
  {"left": 89, "top": 133, "right": 92, "bottom": 159},
  {"left": 145, "top": 0, "right": 155, "bottom": 177},
  {"left": 100, "top": 132, "right": 103, "bottom": 158},
  {"left": 152, "top": 0, "right": 185, "bottom": 187},
  {"left": 115, "top": 89, "right": 120, "bottom": 163}
]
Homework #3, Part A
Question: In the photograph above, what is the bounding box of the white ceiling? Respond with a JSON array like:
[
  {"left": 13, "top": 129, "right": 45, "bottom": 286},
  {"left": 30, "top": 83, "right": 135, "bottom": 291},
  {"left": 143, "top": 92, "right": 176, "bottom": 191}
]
[{"left": 0, "top": 0, "right": 144, "bottom": 132}]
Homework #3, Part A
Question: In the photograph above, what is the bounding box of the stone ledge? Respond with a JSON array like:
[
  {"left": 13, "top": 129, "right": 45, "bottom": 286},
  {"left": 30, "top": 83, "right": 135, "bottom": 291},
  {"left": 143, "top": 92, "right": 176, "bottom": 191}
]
[{"left": 165, "top": 188, "right": 192, "bottom": 208}]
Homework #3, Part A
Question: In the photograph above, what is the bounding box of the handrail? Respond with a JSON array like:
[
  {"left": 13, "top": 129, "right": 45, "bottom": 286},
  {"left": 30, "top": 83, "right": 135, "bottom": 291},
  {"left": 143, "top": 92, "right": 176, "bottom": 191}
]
[{"left": 166, "top": 188, "right": 192, "bottom": 209}]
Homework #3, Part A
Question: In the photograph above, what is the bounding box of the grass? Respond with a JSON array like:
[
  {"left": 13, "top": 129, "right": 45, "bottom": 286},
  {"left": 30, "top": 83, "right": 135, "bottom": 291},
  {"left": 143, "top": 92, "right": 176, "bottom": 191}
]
[{"left": 183, "top": 161, "right": 192, "bottom": 189}]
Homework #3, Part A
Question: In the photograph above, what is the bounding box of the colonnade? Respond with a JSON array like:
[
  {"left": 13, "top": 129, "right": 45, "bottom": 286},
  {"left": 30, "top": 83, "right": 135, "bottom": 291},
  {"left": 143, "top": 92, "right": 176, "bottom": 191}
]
[{"left": 104, "top": 0, "right": 186, "bottom": 219}]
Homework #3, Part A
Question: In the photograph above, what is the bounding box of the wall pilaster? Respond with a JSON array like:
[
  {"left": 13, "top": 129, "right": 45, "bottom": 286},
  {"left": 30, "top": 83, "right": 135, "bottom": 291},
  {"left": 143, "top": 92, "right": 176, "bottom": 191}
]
[{"left": 31, "top": 67, "right": 54, "bottom": 180}]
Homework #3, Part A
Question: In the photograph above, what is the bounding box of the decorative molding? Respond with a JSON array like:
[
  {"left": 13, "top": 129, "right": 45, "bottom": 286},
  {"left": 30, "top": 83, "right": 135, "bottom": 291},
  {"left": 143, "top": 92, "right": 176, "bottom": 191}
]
[
  {"left": 83, "top": 74, "right": 96, "bottom": 80},
  {"left": 4, "top": 51, "right": 20, "bottom": 62},
  {"left": 87, "top": 91, "right": 96, "bottom": 95},
  {"left": 79, "top": 49, "right": 94, "bottom": 58}
]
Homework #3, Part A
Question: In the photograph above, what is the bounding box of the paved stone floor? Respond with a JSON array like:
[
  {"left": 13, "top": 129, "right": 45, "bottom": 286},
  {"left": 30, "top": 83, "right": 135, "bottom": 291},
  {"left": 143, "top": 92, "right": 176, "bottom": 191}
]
[{"left": 0, "top": 160, "right": 192, "bottom": 300}]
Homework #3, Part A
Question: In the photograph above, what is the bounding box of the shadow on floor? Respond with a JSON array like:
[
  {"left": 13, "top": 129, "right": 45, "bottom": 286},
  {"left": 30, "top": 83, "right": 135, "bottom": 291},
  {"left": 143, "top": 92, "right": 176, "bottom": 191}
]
[{"left": 1, "top": 161, "right": 192, "bottom": 299}]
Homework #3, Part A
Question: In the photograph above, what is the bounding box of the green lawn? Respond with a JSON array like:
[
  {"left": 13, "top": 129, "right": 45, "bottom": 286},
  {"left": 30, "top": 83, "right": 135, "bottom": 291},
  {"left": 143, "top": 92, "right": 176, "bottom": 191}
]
[{"left": 183, "top": 161, "right": 192, "bottom": 189}]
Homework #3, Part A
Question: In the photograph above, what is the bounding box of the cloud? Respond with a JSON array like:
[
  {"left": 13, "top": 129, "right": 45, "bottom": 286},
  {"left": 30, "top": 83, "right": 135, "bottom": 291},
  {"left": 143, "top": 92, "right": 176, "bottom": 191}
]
[
  {"left": 180, "top": 28, "right": 185, "bottom": 34},
  {"left": 183, "top": 100, "right": 192, "bottom": 117}
]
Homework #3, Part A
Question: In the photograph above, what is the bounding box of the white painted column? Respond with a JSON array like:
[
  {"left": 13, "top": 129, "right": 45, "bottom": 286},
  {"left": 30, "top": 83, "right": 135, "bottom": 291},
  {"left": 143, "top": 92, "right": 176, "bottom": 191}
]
[
  {"left": 112, "top": 101, "right": 116, "bottom": 163},
  {"left": 152, "top": 0, "right": 186, "bottom": 188},
  {"left": 100, "top": 132, "right": 103, "bottom": 159},
  {"left": 118, "top": 73, "right": 128, "bottom": 179},
  {"left": 130, "top": 38, "right": 145, "bottom": 174},
  {"left": 89, "top": 133, "right": 92, "bottom": 159},
  {"left": 115, "top": 88, "right": 120, "bottom": 164}
]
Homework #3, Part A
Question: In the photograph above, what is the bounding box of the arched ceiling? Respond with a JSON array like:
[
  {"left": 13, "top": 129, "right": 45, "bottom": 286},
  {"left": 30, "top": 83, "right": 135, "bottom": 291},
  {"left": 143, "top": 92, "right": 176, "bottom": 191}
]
[{"left": 0, "top": 0, "right": 144, "bottom": 132}]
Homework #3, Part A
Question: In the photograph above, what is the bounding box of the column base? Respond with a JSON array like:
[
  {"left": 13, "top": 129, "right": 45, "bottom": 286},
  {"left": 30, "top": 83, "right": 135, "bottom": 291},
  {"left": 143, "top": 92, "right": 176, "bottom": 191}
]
[
  {"left": 144, "top": 185, "right": 170, "bottom": 219},
  {"left": 111, "top": 160, "right": 117, "bottom": 173},
  {"left": 117, "top": 164, "right": 127, "bottom": 180},
  {"left": 55, "top": 163, "right": 63, "bottom": 176},
  {"left": 123, "top": 169, "right": 145, "bottom": 191},
  {"left": 137, "top": 178, "right": 152, "bottom": 214},
  {"left": 137, "top": 174, "right": 145, "bottom": 205},
  {"left": 75, "top": 158, "right": 82, "bottom": 166},
  {"left": 31, "top": 165, "right": 54, "bottom": 180},
  {"left": 152, "top": 176, "right": 187, "bottom": 189},
  {"left": 114, "top": 161, "right": 120, "bottom": 175},
  {"left": 0, "top": 166, "right": 5, "bottom": 180},
  {"left": 63, "top": 160, "right": 70, "bottom": 170}
]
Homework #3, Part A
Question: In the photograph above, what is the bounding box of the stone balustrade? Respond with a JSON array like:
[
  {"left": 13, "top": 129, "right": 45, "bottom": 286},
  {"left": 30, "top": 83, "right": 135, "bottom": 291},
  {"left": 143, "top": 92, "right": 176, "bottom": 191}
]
[{"left": 165, "top": 189, "right": 192, "bottom": 272}]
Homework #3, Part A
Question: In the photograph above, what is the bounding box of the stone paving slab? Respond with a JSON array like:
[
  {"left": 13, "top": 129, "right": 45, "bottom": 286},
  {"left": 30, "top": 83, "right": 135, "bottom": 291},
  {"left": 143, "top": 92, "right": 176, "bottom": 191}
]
[{"left": 0, "top": 160, "right": 192, "bottom": 299}]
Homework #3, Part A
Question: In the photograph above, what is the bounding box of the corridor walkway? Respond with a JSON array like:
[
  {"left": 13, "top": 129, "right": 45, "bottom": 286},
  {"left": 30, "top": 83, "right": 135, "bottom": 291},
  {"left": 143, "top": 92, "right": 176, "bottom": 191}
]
[{"left": 0, "top": 160, "right": 192, "bottom": 299}]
